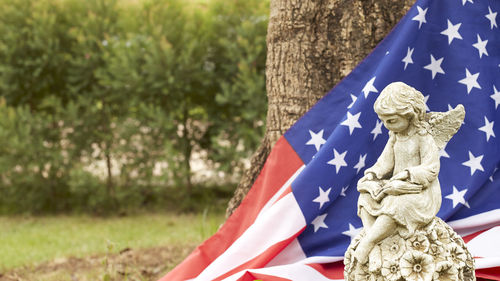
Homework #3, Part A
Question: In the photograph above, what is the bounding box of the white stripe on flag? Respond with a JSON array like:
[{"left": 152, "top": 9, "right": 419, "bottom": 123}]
[
  {"left": 475, "top": 257, "right": 500, "bottom": 270},
  {"left": 222, "top": 262, "right": 344, "bottom": 281},
  {"left": 193, "top": 193, "right": 306, "bottom": 280},
  {"left": 448, "top": 208, "right": 500, "bottom": 236},
  {"left": 468, "top": 226, "right": 500, "bottom": 258},
  {"left": 265, "top": 238, "right": 307, "bottom": 267},
  {"left": 266, "top": 238, "right": 343, "bottom": 268},
  {"left": 294, "top": 256, "right": 344, "bottom": 264}
]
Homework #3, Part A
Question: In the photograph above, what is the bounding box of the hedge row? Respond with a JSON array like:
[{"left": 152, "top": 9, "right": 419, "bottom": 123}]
[{"left": 0, "top": 0, "right": 268, "bottom": 214}]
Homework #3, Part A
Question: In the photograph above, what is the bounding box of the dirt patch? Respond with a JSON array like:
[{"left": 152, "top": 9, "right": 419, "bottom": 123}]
[{"left": 0, "top": 245, "right": 195, "bottom": 281}]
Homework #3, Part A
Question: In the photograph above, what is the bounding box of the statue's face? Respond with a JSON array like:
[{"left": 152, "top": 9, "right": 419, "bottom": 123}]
[{"left": 379, "top": 114, "right": 410, "bottom": 133}]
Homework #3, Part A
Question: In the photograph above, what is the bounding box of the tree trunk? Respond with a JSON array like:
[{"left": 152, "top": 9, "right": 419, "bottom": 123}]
[
  {"left": 182, "top": 104, "right": 192, "bottom": 196},
  {"left": 105, "top": 143, "right": 115, "bottom": 203},
  {"left": 226, "top": 0, "right": 414, "bottom": 217}
]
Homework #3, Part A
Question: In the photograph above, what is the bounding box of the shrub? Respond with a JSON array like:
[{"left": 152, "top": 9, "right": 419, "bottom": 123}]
[{"left": 0, "top": 0, "right": 268, "bottom": 214}]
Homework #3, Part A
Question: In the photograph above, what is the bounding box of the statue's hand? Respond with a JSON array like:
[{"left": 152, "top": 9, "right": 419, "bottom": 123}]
[
  {"left": 359, "top": 172, "right": 375, "bottom": 183},
  {"left": 382, "top": 180, "right": 422, "bottom": 196},
  {"left": 372, "top": 190, "right": 387, "bottom": 201},
  {"left": 391, "top": 170, "right": 410, "bottom": 181}
]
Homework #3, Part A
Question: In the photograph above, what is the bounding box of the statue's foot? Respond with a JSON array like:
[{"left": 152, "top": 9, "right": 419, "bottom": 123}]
[{"left": 353, "top": 241, "right": 373, "bottom": 264}]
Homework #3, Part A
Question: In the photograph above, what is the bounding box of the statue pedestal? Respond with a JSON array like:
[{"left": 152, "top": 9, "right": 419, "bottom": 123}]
[{"left": 344, "top": 217, "right": 475, "bottom": 281}]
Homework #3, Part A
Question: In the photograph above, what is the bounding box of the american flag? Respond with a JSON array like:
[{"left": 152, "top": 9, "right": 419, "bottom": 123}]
[{"left": 160, "top": 0, "right": 500, "bottom": 280}]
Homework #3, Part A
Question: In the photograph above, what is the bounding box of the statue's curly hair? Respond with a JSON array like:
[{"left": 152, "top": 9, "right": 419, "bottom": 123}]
[{"left": 374, "top": 82, "right": 427, "bottom": 132}]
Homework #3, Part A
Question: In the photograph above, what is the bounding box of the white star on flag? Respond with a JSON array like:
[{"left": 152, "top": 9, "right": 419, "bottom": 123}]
[
  {"left": 423, "top": 55, "right": 445, "bottom": 79},
  {"left": 340, "top": 186, "right": 349, "bottom": 197},
  {"left": 341, "top": 112, "right": 362, "bottom": 135},
  {"left": 402, "top": 47, "right": 414, "bottom": 70},
  {"left": 347, "top": 94, "right": 357, "bottom": 109},
  {"left": 412, "top": 6, "right": 427, "bottom": 29},
  {"left": 311, "top": 214, "right": 328, "bottom": 232},
  {"left": 327, "top": 149, "right": 348, "bottom": 173},
  {"left": 441, "top": 19, "right": 463, "bottom": 44},
  {"left": 462, "top": 151, "right": 484, "bottom": 175},
  {"left": 306, "top": 129, "right": 327, "bottom": 151},
  {"left": 362, "top": 77, "right": 378, "bottom": 98},
  {"left": 479, "top": 116, "right": 495, "bottom": 141},
  {"left": 490, "top": 85, "right": 500, "bottom": 109},
  {"left": 342, "top": 223, "right": 363, "bottom": 241},
  {"left": 458, "top": 68, "right": 481, "bottom": 94},
  {"left": 371, "top": 120, "right": 384, "bottom": 141},
  {"left": 424, "top": 95, "right": 430, "bottom": 111},
  {"left": 462, "top": 0, "right": 473, "bottom": 6},
  {"left": 439, "top": 147, "right": 450, "bottom": 158},
  {"left": 445, "top": 186, "right": 470, "bottom": 208},
  {"left": 486, "top": 6, "right": 498, "bottom": 29},
  {"left": 472, "top": 34, "right": 489, "bottom": 58},
  {"left": 353, "top": 154, "right": 367, "bottom": 174},
  {"left": 312, "top": 186, "right": 331, "bottom": 209}
]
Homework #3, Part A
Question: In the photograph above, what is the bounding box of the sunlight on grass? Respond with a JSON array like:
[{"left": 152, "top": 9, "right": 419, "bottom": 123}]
[{"left": 0, "top": 212, "right": 224, "bottom": 270}]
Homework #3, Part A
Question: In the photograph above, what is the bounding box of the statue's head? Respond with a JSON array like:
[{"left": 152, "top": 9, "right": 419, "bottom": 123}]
[{"left": 374, "top": 82, "right": 427, "bottom": 132}]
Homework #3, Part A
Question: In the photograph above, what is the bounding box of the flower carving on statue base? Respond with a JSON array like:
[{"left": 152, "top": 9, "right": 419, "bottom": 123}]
[
  {"left": 380, "top": 235, "right": 406, "bottom": 260},
  {"left": 407, "top": 232, "right": 430, "bottom": 253},
  {"left": 448, "top": 227, "right": 464, "bottom": 244},
  {"left": 344, "top": 217, "right": 476, "bottom": 281},
  {"left": 429, "top": 225, "right": 451, "bottom": 245},
  {"left": 446, "top": 242, "right": 467, "bottom": 269},
  {"left": 428, "top": 242, "right": 447, "bottom": 263},
  {"left": 381, "top": 259, "right": 402, "bottom": 281},
  {"left": 400, "top": 251, "right": 435, "bottom": 281},
  {"left": 463, "top": 267, "right": 476, "bottom": 281},
  {"left": 465, "top": 254, "right": 475, "bottom": 269},
  {"left": 353, "top": 264, "right": 371, "bottom": 281},
  {"left": 433, "top": 261, "right": 458, "bottom": 281}
]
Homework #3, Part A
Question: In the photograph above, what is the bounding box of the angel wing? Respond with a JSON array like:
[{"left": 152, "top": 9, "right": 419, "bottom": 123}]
[{"left": 425, "top": 104, "right": 465, "bottom": 150}]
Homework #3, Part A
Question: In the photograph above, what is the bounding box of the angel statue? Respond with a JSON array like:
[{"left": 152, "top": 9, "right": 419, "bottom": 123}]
[{"left": 344, "top": 82, "right": 476, "bottom": 281}]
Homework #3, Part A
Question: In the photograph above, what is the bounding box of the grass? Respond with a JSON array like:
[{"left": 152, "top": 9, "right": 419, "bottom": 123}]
[{"left": 0, "top": 211, "right": 225, "bottom": 271}]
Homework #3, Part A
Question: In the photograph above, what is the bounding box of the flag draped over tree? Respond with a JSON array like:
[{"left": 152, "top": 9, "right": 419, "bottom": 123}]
[{"left": 161, "top": 0, "right": 500, "bottom": 280}]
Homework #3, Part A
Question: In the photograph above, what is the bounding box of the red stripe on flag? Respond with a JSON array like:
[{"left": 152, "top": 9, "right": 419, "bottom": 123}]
[
  {"left": 476, "top": 267, "right": 500, "bottom": 280},
  {"left": 213, "top": 227, "right": 306, "bottom": 281},
  {"left": 307, "top": 261, "right": 345, "bottom": 279},
  {"left": 236, "top": 272, "right": 291, "bottom": 281},
  {"left": 463, "top": 227, "right": 496, "bottom": 243},
  {"left": 274, "top": 186, "right": 293, "bottom": 204},
  {"left": 160, "top": 137, "right": 304, "bottom": 281}
]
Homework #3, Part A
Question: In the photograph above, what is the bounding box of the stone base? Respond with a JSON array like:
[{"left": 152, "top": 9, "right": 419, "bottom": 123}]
[{"left": 344, "top": 217, "right": 475, "bottom": 281}]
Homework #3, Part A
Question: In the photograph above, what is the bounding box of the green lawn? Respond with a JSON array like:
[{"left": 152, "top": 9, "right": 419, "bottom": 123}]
[{"left": 0, "top": 211, "right": 224, "bottom": 271}]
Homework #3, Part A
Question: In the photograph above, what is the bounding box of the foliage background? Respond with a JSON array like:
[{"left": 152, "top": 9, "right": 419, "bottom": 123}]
[{"left": 0, "top": 0, "right": 268, "bottom": 214}]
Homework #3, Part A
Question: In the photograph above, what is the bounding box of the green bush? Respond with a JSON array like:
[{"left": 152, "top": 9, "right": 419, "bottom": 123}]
[
  {"left": 0, "top": 98, "right": 71, "bottom": 213},
  {"left": 0, "top": 0, "right": 268, "bottom": 214}
]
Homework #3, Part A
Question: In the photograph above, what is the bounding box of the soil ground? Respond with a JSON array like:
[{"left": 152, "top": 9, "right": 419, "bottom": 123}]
[{"left": 0, "top": 245, "right": 194, "bottom": 281}]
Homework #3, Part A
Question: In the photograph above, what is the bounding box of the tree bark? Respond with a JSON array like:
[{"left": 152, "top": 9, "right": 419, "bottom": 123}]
[{"left": 226, "top": 0, "right": 414, "bottom": 217}]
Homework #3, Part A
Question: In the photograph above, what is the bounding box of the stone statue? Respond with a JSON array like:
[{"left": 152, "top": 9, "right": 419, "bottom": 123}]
[{"left": 344, "top": 82, "right": 475, "bottom": 281}]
